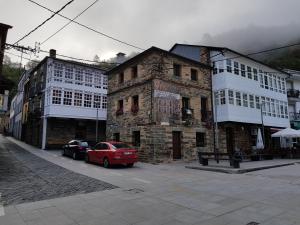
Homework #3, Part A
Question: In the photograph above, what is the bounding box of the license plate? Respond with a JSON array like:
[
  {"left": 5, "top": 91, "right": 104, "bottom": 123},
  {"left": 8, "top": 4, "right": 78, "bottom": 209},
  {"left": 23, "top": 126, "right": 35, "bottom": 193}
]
[{"left": 124, "top": 152, "right": 132, "bottom": 155}]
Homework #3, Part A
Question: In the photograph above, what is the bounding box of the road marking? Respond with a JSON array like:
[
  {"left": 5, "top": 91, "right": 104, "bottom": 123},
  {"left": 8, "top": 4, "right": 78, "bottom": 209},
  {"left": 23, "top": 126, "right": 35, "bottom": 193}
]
[
  {"left": 0, "top": 193, "right": 5, "bottom": 216},
  {"left": 132, "top": 177, "right": 151, "bottom": 184}
]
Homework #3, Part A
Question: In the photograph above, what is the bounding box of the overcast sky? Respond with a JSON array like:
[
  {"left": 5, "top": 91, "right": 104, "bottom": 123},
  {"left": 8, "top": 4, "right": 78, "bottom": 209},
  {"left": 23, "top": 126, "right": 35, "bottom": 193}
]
[{"left": 1, "top": 0, "right": 300, "bottom": 64}]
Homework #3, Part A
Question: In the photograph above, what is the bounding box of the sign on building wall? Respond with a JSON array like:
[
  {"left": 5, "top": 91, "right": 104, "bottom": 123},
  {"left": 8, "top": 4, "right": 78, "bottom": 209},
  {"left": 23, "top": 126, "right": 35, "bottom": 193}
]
[{"left": 153, "top": 80, "right": 181, "bottom": 123}]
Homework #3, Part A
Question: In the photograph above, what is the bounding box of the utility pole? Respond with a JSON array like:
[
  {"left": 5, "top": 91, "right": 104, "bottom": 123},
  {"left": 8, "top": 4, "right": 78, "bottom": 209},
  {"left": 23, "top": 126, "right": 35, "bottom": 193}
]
[{"left": 95, "top": 102, "right": 99, "bottom": 143}]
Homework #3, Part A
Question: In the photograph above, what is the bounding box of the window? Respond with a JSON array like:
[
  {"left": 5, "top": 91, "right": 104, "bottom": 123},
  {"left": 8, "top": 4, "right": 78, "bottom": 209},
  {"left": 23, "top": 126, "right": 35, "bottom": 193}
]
[
  {"left": 94, "top": 75, "right": 101, "bottom": 88},
  {"left": 228, "top": 90, "right": 234, "bottom": 105},
  {"left": 196, "top": 132, "right": 206, "bottom": 147},
  {"left": 74, "top": 92, "right": 82, "bottom": 106},
  {"left": 280, "top": 101, "right": 284, "bottom": 118},
  {"left": 242, "top": 93, "right": 248, "bottom": 107},
  {"left": 220, "top": 90, "right": 226, "bottom": 105},
  {"left": 191, "top": 69, "right": 198, "bottom": 81},
  {"left": 65, "top": 65, "right": 73, "bottom": 83},
  {"left": 84, "top": 93, "right": 92, "bottom": 107},
  {"left": 131, "top": 95, "right": 139, "bottom": 114},
  {"left": 132, "top": 131, "right": 140, "bottom": 147},
  {"left": 284, "top": 102, "right": 288, "bottom": 118},
  {"left": 52, "top": 89, "right": 62, "bottom": 104},
  {"left": 213, "top": 62, "right": 218, "bottom": 75},
  {"left": 249, "top": 95, "right": 254, "bottom": 108},
  {"left": 53, "top": 63, "right": 63, "bottom": 82},
  {"left": 113, "top": 133, "right": 120, "bottom": 142},
  {"left": 119, "top": 72, "right": 124, "bottom": 84},
  {"left": 281, "top": 78, "right": 286, "bottom": 94},
  {"left": 278, "top": 77, "right": 282, "bottom": 93},
  {"left": 273, "top": 75, "right": 277, "bottom": 92},
  {"left": 275, "top": 100, "right": 280, "bottom": 117},
  {"left": 103, "top": 76, "right": 108, "bottom": 89},
  {"left": 218, "top": 61, "right": 224, "bottom": 73},
  {"left": 240, "top": 64, "right": 246, "bottom": 77},
  {"left": 234, "top": 62, "right": 239, "bottom": 75},
  {"left": 255, "top": 96, "right": 260, "bottom": 109},
  {"left": 247, "top": 66, "right": 252, "bottom": 79},
  {"left": 117, "top": 99, "right": 124, "bottom": 115},
  {"left": 182, "top": 97, "right": 190, "bottom": 109},
  {"left": 264, "top": 74, "right": 269, "bottom": 89},
  {"left": 271, "top": 99, "right": 275, "bottom": 117},
  {"left": 253, "top": 68, "right": 258, "bottom": 81},
  {"left": 269, "top": 75, "right": 273, "bottom": 91},
  {"left": 259, "top": 70, "right": 264, "bottom": 88},
  {"left": 93, "top": 94, "right": 101, "bottom": 108},
  {"left": 75, "top": 68, "right": 83, "bottom": 85},
  {"left": 85, "top": 71, "right": 93, "bottom": 87},
  {"left": 131, "top": 66, "right": 138, "bottom": 79},
  {"left": 102, "top": 96, "right": 107, "bottom": 109},
  {"left": 214, "top": 92, "right": 220, "bottom": 105},
  {"left": 261, "top": 97, "right": 266, "bottom": 115},
  {"left": 236, "top": 92, "right": 241, "bottom": 106},
  {"left": 266, "top": 98, "right": 271, "bottom": 116},
  {"left": 174, "top": 64, "right": 181, "bottom": 77},
  {"left": 226, "top": 59, "right": 232, "bottom": 73},
  {"left": 201, "top": 97, "right": 208, "bottom": 122},
  {"left": 63, "top": 90, "right": 72, "bottom": 105}
]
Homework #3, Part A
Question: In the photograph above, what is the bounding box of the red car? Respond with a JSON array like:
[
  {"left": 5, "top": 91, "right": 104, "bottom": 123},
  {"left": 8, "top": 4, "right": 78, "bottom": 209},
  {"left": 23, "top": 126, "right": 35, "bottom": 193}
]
[{"left": 85, "top": 142, "right": 138, "bottom": 168}]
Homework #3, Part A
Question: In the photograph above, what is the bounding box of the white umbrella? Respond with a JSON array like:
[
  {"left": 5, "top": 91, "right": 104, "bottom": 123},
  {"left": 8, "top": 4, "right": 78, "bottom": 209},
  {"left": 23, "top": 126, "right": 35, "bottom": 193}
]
[
  {"left": 256, "top": 128, "right": 264, "bottom": 150},
  {"left": 271, "top": 128, "right": 300, "bottom": 138}
]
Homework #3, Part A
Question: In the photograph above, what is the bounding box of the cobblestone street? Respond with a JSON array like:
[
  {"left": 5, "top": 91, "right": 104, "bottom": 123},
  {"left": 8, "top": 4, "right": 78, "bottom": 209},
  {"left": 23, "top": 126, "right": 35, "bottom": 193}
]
[{"left": 0, "top": 136, "right": 117, "bottom": 206}]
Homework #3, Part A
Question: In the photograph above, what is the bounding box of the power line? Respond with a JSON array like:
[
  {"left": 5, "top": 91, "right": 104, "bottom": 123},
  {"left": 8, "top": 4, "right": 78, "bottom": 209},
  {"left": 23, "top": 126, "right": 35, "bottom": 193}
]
[
  {"left": 14, "top": 0, "right": 74, "bottom": 45},
  {"left": 28, "top": 0, "right": 145, "bottom": 51},
  {"left": 41, "top": 0, "right": 99, "bottom": 45}
]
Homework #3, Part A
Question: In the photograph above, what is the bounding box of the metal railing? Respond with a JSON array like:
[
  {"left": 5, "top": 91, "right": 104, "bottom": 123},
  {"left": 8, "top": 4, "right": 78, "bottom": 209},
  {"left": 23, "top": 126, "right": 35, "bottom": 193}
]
[
  {"left": 289, "top": 112, "right": 300, "bottom": 121},
  {"left": 287, "top": 89, "right": 300, "bottom": 98}
]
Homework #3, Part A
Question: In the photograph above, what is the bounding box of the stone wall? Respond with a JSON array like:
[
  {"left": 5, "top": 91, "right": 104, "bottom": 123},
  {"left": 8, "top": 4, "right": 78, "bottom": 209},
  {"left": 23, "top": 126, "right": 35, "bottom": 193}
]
[{"left": 107, "top": 49, "right": 213, "bottom": 162}]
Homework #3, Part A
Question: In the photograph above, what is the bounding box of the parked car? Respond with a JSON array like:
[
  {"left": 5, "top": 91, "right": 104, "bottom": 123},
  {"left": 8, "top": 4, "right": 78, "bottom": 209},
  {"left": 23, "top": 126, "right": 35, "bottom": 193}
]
[
  {"left": 85, "top": 141, "right": 138, "bottom": 168},
  {"left": 62, "top": 140, "right": 91, "bottom": 160}
]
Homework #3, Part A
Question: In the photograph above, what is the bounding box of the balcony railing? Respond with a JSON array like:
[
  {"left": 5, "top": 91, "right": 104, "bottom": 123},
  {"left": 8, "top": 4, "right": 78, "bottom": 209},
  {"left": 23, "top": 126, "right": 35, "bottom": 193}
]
[
  {"left": 289, "top": 112, "right": 300, "bottom": 121},
  {"left": 287, "top": 89, "right": 300, "bottom": 98}
]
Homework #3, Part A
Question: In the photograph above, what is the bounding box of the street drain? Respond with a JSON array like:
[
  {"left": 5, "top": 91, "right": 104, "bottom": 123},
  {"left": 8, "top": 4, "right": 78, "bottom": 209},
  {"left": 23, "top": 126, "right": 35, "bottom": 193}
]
[
  {"left": 247, "top": 222, "right": 259, "bottom": 225},
  {"left": 123, "top": 188, "right": 144, "bottom": 194}
]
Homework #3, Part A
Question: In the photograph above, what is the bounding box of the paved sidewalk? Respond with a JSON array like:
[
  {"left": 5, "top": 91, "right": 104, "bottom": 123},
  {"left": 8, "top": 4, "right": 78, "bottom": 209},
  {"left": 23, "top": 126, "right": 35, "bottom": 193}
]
[
  {"left": 186, "top": 159, "right": 300, "bottom": 174},
  {"left": 2, "top": 136, "right": 300, "bottom": 225}
]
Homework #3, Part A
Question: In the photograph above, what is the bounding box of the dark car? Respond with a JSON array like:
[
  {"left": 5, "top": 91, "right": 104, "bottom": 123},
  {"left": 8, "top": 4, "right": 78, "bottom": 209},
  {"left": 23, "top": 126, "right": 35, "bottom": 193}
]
[{"left": 62, "top": 140, "right": 90, "bottom": 160}]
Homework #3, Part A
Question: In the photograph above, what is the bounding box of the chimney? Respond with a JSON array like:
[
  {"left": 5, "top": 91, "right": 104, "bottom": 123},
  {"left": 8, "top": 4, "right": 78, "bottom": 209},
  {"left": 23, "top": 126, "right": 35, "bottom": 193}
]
[
  {"left": 49, "top": 49, "right": 56, "bottom": 58},
  {"left": 116, "top": 52, "right": 126, "bottom": 64}
]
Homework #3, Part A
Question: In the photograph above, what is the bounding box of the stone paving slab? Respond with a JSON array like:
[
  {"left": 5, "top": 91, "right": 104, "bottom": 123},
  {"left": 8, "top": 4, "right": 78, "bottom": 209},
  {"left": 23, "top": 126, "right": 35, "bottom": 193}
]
[
  {"left": 185, "top": 159, "right": 300, "bottom": 174},
  {"left": 0, "top": 136, "right": 117, "bottom": 206}
]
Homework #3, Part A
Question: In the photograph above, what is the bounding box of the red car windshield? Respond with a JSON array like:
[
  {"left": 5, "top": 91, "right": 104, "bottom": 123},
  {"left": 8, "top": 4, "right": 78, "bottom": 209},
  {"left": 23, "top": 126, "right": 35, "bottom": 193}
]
[{"left": 111, "top": 143, "right": 132, "bottom": 149}]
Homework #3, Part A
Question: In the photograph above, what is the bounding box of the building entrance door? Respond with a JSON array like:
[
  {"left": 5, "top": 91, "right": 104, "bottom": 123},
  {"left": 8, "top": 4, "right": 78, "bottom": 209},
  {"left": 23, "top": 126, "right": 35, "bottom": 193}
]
[
  {"left": 172, "top": 131, "right": 182, "bottom": 159},
  {"left": 226, "top": 127, "right": 235, "bottom": 156}
]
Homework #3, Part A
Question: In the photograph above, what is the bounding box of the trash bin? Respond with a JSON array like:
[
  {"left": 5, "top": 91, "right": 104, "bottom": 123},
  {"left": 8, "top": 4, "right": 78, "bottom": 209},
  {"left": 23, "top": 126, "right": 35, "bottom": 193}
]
[
  {"left": 232, "top": 159, "right": 240, "bottom": 168},
  {"left": 201, "top": 157, "right": 208, "bottom": 166}
]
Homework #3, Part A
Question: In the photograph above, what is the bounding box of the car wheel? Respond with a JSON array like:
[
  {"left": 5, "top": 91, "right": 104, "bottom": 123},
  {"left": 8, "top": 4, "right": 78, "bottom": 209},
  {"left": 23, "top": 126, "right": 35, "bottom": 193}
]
[
  {"left": 103, "top": 158, "right": 110, "bottom": 168},
  {"left": 85, "top": 154, "right": 90, "bottom": 163},
  {"left": 127, "top": 163, "right": 134, "bottom": 168},
  {"left": 72, "top": 152, "right": 78, "bottom": 160}
]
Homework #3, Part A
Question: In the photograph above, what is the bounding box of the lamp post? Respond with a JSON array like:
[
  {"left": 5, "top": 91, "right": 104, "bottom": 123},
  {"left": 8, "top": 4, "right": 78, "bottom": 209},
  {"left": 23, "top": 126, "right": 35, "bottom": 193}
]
[
  {"left": 213, "top": 92, "right": 219, "bottom": 163},
  {"left": 95, "top": 101, "right": 100, "bottom": 143}
]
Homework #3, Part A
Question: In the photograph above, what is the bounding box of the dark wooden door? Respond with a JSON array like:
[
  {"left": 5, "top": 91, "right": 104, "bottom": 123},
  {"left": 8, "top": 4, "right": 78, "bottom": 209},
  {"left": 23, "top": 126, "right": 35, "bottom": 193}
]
[
  {"left": 172, "top": 131, "right": 182, "bottom": 159},
  {"left": 226, "top": 127, "right": 235, "bottom": 156}
]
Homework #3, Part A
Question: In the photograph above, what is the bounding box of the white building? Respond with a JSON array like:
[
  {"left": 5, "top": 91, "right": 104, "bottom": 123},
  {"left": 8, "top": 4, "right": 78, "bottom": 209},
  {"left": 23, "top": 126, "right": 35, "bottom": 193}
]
[
  {"left": 170, "top": 44, "right": 290, "bottom": 154},
  {"left": 285, "top": 69, "right": 300, "bottom": 129},
  {"left": 22, "top": 50, "right": 107, "bottom": 149}
]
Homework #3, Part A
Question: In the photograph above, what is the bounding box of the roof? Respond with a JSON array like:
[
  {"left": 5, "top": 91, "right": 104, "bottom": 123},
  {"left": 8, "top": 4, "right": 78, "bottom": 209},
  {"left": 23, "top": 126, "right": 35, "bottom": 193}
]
[
  {"left": 170, "top": 43, "right": 290, "bottom": 76},
  {"left": 106, "top": 46, "right": 212, "bottom": 75},
  {"left": 30, "top": 56, "right": 107, "bottom": 75},
  {"left": 0, "top": 23, "right": 12, "bottom": 29}
]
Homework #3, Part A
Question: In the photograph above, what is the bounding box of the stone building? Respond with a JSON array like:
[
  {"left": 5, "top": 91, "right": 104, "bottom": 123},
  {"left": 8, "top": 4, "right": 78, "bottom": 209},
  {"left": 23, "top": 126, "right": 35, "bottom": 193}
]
[{"left": 106, "top": 46, "right": 213, "bottom": 162}]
